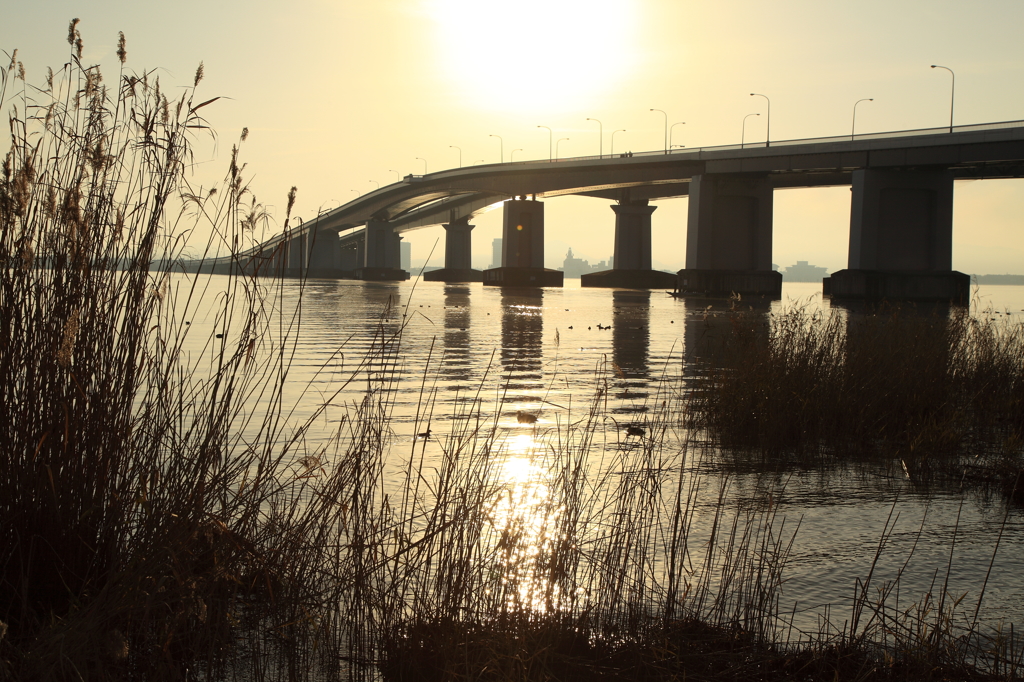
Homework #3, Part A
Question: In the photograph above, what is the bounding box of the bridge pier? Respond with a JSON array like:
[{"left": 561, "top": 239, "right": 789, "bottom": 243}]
[
  {"left": 582, "top": 201, "right": 677, "bottom": 289},
  {"left": 424, "top": 215, "right": 484, "bottom": 282},
  {"left": 306, "top": 225, "right": 342, "bottom": 277},
  {"left": 483, "top": 198, "right": 562, "bottom": 287},
  {"left": 827, "top": 168, "right": 968, "bottom": 303},
  {"left": 355, "top": 219, "right": 408, "bottom": 281},
  {"left": 677, "top": 173, "right": 782, "bottom": 297},
  {"left": 675, "top": 173, "right": 778, "bottom": 294}
]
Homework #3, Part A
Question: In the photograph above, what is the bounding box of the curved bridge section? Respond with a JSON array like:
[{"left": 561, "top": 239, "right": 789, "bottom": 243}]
[{"left": 207, "top": 120, "right": 1024, "bottom": 299}]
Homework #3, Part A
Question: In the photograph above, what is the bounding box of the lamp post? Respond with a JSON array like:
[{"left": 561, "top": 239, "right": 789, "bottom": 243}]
[
  {"left": 851, "top": 98, "right": 873, "bottom": 140},
  {"left": 415, "top": 157, "right": 427, "bottom": 174},
  {"left": 490, "top": 134, "right": 503, "bottom": 163},
  {"left": 650, "top": 108, "right": 668, "bottom": 153},
  {"left": 741, "top": 112, "right": 759, "bottom": 148},
  {"left": 931, "top": 64, "right": 955, "bottom": 133},
  {"left": 350, "top": 189, "right": 360, "bottom": 199},
  {"left": 537, "top": 125, "right": 553, "bottom": 161},
  {"left": 368, "top": 180, "right": 379, "bottom": 190},
  {"left": 611, "top": 129, "right": 626, "bottom": 156},
  {"left": 586, "top": 117, "right": 603, "bottom": 157},
  {"left": 449, "top": 145, "right": 462, "bottom": 168},
  {"left": 750, "top": 93, "right": 770, "bottom": 146},
  {"left": 556, "top": 137, "right": 569, "bottom": 160},
  {"left": 388, "top": 169, "right": 399, "bottom": 181},
  {"left": 511, "top": 148, "right": 523, "bottom": 162},
  {"left": 670, "top": 121, "right": 686, "bottom": 150}
]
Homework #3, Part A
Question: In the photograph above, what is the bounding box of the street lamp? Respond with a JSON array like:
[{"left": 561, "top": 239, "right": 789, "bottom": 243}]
[
  {"left": 511, "top": 148, "right": 523, "bottom": 162},
  {"left": 388, "top": 169, "right": 399, "bottom": 181},
  {"left": 650, "top": 108, "right": 668, "bottom": 153},
  {"left": 537, "top": 125, "right": 553, "bottom": 161},
  {"left": 586, "top": 117, "right": 603, "bottom": 157},
  {"left": 415, "top": 157, "right": 427, "bottom": 174},
  {"left": 449, "top": 145, "right": 462, "bottom": 168},
  {"left": 611, "top": 129, "right": 626, "bottom": 156},
  {"left": 741, "top": 112, "right": 760, "bottom": 148},
  {"left": 670, "top": 121, "right": 686, "bottom": 150},
  {"left": 368, "top": 180, "right": 379, "bottom": 190},
  {"left": 490, "top": 134, "right": 503, "bottom": 163},
  {"left": 852, "top": 98, "right": 873, "bottom": 140},
  {"left": 350, "top": 189, "right": 360, "bottom": 199},
  {"left": 750, "top": 93, "right": 770, "bottom": 147},
  {"left": 556, "top": 137, "right": 570, "bottom": 159},
  {"left": 931, "top": 65, "right": 955, "bottom": 133}
]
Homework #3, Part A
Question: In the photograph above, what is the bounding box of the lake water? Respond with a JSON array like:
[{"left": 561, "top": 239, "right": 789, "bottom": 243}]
[{"left": 176, "top": 274, "right": 1024, "bottom": 641}]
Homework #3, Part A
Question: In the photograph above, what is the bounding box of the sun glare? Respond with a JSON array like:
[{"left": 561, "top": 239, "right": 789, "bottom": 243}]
[{"left": 425, "top": 0, "right": 640, "bottom": 113}]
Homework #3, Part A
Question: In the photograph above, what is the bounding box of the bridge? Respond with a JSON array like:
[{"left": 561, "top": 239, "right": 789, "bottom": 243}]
[{"left": 215, "top": 119, "right": 1024, "bottom": 301}]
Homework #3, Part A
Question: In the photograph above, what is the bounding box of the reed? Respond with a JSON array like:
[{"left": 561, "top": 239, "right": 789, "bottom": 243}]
[
  {"left": 2, "top": 29, "right": 1018, "bottom": 682},
  {"left": 687, "top": 303, "right": 1024, "bottom": 491}
]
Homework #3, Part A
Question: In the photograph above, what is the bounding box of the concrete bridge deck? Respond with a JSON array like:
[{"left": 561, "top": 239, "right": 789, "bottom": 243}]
[{"left": 207, "top": 119, "right": 1024, "bottom": 301}]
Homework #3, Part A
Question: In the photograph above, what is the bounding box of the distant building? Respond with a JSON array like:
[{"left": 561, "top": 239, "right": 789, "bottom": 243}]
[
  {"left": 560, "top": 248, "right": 612, "bottom": 278},
  {"left": 781, "top": 260, "right": 828, "bottom": 282},
  {"left": 490, "top": 238, "right": 503, "bottom": 269},
  {"left": 400, "top": 241, "right": 411, "bottom": 271}
]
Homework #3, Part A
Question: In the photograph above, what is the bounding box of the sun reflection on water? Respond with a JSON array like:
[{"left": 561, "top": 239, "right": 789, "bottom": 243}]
[{"left": 483, "top": 434, "right": 570, "bottom": 614}]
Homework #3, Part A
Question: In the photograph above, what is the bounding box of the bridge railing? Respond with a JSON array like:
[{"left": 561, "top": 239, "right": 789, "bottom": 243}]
[{"left": 473, "top": 118, "right": 1024, "bottom": 168}]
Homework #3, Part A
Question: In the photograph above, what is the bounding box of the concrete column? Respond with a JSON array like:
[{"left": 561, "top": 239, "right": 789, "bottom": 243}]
[
  {"left": 355, "top": 240, "right": 365, "bottom": 269},
  {"left": 685, "top": 173, "right": 773, "bottom": 271},
  {"left": 287, "top": 231, "right": 304, "bottom": 275},
  {"left": 828, "top": 168, "right": 967, "bottom": 302},
  {"left": 443, "top": 216, "right": 474, "bottom": 270},
  {"left": 847, "top": 168, "right": 953, "bottom": 271},
  {"left": 424, "top": 215, "right": 484, "bottom": 282},
  {"left": 501, "top": 198, "right": 545, "bottom": 268},
  {"left": 581, "top": 201, "right": 676, "bottom": 289},
  {"left": 358, "top": 220, "right": 408, "bottom": 280},
  {"left": 483, "top": 198, "right": 562, "bottom": 286},
  {"left": 339, "top": 244, "right": 359, "bottom": 272},
  {"left": 307, "top": 226, "right": 341, "bottom": 275},
  {"left": 612, "top": 202, "right": 656, "bottom": 270},
  {"left": 678, "top": 173, "right": 781, "bottom": 297},
  {"left": 388, "top": 230, "right": 403, "bottom": 270},
  {"left": 363, "top": 220, "right": 394, "bottom": 269}
]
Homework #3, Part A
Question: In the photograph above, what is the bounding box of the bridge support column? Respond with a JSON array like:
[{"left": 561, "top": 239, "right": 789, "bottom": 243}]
[
  {"left": 483, "top": 198, "right": 562, "bottom": 287},
  {"left": 424, "top": 215, "right": 484, "bottom": 282},
  {"left": 285, "top": 231, "right": 306, "bottom": 277},
  {"left": 677, "top": 173, "right": 781, "bottom": 297},
  {"left": 582, "top": 201, "right": 677, "bottom": 289},
  {"left": 356, "top": 219, "right": 409, "bottom": 281},
  {"left": 306, "top": 224, "right": 343, "bottom": 277},
  {"left": 827, "top": 168, "right": 968, "bottom": 302},
  {"left": 339, "top": 244, "right": 359, "bottom": 275}
]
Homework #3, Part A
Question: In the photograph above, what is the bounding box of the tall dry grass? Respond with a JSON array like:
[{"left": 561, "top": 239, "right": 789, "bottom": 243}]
[
  {"left": 1, "top": 26, "right": 1019, "bottom": 682},
  {"left": 0, "top": 25, "right": 375, "bottom": 681},
  {"left": 687, "top": 303, "right": 1024, "bottom": 493}
]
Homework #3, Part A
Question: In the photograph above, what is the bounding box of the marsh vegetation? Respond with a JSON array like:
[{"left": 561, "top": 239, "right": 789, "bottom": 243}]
[{"left": 1, "top": 28, "right": 1021, "bottom": 681}]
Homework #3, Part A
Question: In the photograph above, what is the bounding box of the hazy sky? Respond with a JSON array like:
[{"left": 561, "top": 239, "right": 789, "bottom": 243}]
[{"left": 4, "top": 1, "right": 1024, "bottom": 274}]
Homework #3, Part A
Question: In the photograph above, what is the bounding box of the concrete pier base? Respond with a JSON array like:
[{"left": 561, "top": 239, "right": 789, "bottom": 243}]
[
  {"left": 483, "top": 198, "right": 562, "bottom": 287},
  {"left": 826, "top": 269, "right": 969, "bottom": 303},
  {"left": 483, "top": 267, "right": 563, "bottom": 287},
  {"left": 354, "top": 267, "right": 409, "bottom": 281},
  {"left": 676, "top": 268, "right": 782, "bottom": 298},
  {"left": 424, "top": 268, "right": 484, "bottom": 283},
  {"left": 582, "top": 269, "right": 677, "bottom": 289}
]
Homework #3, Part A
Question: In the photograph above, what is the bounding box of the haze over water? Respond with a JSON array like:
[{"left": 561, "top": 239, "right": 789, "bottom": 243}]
[{"left": 179, "top": 275, "right": 1024, "bottom": 638}]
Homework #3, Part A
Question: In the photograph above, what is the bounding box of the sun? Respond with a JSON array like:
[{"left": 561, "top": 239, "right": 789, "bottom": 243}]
[{"left": 425, "top": 0, "right": 640, "bottom": 114}]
